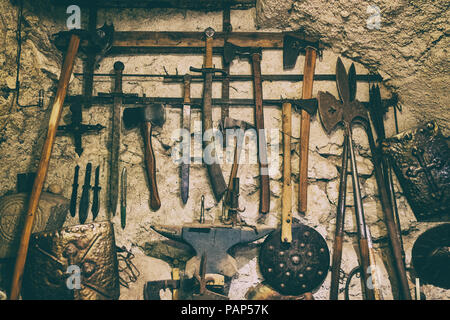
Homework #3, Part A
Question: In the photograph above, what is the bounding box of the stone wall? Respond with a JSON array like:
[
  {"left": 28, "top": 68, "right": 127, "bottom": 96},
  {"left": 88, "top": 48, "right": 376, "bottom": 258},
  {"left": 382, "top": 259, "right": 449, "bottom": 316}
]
[{"left": 0, "top": 0, "right": 448, "bottom": 300}]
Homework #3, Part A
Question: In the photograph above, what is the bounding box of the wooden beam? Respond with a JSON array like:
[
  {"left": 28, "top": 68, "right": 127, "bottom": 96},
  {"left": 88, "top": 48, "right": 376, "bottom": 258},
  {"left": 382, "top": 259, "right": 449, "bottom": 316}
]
[{"left": 105, "top": 31, "right": 322, "bottom": 55}]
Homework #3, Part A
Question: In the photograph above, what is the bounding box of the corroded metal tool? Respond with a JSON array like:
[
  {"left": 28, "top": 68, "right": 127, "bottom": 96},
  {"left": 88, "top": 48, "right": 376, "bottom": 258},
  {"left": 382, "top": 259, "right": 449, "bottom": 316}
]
[
  {"left": 91, "top": 165, "right": 101, "bottom": 221},
  {"left": 108, "top": 61, "right": 125, "bottom": 217},
  {"left": 123, "top": 104, "right": 166, "bottom": 211},
  {"left": 223, "top": 42, "right": 270, "bottom": 214},
  {"left": 79, "top": 163, "right": 92, "bottom": 224},
  {"left": 180, "top": 74, "right": 192, "bottom": 204},
  {"left": 318, "top": 57, "right": 380, "bottom": 300},
  {"left": 190, "top": 27, "right": 228, "bottom": 202}
]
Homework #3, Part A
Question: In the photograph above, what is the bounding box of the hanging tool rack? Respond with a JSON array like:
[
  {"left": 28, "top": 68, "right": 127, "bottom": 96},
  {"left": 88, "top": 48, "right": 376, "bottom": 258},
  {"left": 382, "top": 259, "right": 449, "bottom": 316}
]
[{"left": 50, "top": 2, "right": 390, "bottom": 110}]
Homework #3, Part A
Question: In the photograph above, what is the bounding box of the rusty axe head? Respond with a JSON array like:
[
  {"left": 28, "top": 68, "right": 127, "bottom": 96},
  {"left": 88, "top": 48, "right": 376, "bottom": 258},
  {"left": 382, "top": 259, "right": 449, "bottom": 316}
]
[
  {"left": 123, "top": 104, "right": 166, "bottom": 130},
  {"left": 282, "top": 34, "right": 322, "bottom": 70},
  {"left": 52, "top": 23, "right": 114, "bottom": 62},
  {"left": 223, "top": 42, "right": 261, "bottom": 64}
]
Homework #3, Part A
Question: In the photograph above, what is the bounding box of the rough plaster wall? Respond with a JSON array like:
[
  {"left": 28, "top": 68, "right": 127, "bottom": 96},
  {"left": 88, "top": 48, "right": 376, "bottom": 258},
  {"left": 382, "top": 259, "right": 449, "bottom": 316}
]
[
  {"left": 0, "top": 0, "right": 448, "bottom": 300},
  {"left": 256, "top": 0, "right": 450, "bottom": 137}
]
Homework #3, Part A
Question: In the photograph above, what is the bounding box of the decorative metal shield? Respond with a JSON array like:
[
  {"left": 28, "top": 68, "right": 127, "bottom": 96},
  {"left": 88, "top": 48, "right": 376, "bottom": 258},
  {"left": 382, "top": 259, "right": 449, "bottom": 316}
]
[
  {"left": 382, "top": 121, "right": 450, "bottom": 222},
  {"left": 22, "top": 221, "right": 120, "bottom": 300},
  {"left": 412, "top": 223, "right": 450, "bottom": 289},
  {"left": 0, "top": 192, "right": 68, "bottom": 259},
  {"left": 258, "top": 224, "right": 330, "bottom": 296}
]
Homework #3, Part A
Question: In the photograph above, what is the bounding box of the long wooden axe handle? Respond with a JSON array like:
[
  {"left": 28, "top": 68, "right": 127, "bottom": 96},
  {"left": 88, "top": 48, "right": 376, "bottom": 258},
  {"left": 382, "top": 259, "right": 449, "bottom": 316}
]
[
  {"left": 9, "top": 34, "right": 81, "bottom": 300},
  {"left": 298, "top": 47, "right": 317, "bottom": 214},
  {"left": 281, "top": 102, "right": 292, "bottom": 243},
  {"left": 251, "top": 53, "right": 270, "bottom": 214}
]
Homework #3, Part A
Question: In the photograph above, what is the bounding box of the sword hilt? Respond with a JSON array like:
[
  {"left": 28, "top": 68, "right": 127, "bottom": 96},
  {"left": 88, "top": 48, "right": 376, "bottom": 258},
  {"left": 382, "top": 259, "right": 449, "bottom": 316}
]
[{"left": 204, "top": 27, "right": 215, "bottom": 69}]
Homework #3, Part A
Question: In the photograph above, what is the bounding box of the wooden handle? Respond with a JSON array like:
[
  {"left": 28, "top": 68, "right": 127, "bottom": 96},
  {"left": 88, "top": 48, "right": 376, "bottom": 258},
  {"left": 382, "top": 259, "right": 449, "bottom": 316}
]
[
  {"left": 183, "top": 74, "right": 191, "bottom": 104},
  {"left": 205, "top": 33, "right": 213, "bottom": 68},
  {"left": 225, "top": 139, "right": 241, "bottom": 206},
  {"left": 329, "top": 135, "right": 349, "bottom": 300},
  {"left": 114, "top": 61, "right": 124, "bottom": 93},
  {"left": 142, "top": 121, "right": 161, "bottom": 210},
  {"left": 171, "top": 267, "right": 180, "bottom": 300},
  {"left": 358, "top": 238, "right": 376, "bottom": 300},
  {"left": 9, "top": 34, "right": 80, "bottom": 300},
  {"left": 251, "top": 52, "right": 270, "bottom": 214},
  {"left": 298, "top": 47, "right": 317, "bottom": 214},
  {"left": 368, "top": 245, "right": 383, "bottom": 300},
  {"left": 281, "top": 102, "right": 292, "bottom": 243}
]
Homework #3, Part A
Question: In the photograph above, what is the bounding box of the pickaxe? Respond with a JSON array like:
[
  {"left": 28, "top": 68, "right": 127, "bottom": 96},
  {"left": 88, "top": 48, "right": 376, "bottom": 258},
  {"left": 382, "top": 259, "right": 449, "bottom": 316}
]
[
  {"left": 123, "top": 104, "right": 166, "bottom": 211},
  {"left": 317, "top": 57, "right": 381, "bottom": 300},
  {"left": 9, "top": 25, "right": 113, "bottom": 300},
  {"left": 223, "top": 42, "right": 270, "bottom": 214}
]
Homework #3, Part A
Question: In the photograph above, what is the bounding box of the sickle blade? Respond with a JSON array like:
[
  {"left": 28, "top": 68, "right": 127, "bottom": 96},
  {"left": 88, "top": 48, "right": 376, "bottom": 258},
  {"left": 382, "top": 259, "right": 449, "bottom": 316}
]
[{"left": 336, "top": 57, "right": 350, "bottom": 103}]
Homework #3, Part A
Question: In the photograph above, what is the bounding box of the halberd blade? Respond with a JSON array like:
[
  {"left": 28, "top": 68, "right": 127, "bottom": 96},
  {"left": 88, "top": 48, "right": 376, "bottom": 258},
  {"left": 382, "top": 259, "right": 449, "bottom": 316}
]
[
  {"left": 336, "top": 57, "right": 350, "bottom": 104},
  {"left": 318, "top": 91, "right": 344, "bottom": 135},
  {"left": 348, "top": 63, "right": 357, "bottom": 102}
]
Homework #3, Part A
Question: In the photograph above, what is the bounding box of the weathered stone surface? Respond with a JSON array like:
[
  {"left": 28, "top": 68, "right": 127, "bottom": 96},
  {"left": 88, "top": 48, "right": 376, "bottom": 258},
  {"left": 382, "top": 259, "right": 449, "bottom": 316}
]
[
  {"left": 256, "top": 0, "right": 450, "bottom": 136},
  {"left": 0, "top": 0, "right": 447, "bottom": 300}
]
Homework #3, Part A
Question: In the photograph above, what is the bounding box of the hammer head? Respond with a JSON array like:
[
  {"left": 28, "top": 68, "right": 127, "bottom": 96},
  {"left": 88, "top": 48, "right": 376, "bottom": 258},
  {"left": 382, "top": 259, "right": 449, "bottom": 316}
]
[
  {"left": 223, "top": 42, "right": 261, "bottom": 64},
  {"left": 123, "top": 104, "right": 166, "bottom": 130}
]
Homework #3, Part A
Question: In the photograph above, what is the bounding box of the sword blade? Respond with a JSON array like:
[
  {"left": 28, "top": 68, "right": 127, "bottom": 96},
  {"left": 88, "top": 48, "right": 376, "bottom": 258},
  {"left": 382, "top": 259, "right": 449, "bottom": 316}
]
[
  {"left": 181, "top": 103, "right": 191, "bottom": 204},
  {"left": 109, "top": 62, "right": 124, "bottom": 217},
  {"left": 79, "top": 163, "right": 92, "bottom": 224},
  {"left": 91, "top": 166, "right": 101, "bottom": 221},
  {"left": 202, "top": 72, "right": 227, "bottom": 201},
  {"left": 120, "top": 167, "right": 127, "bottom": 229},
  {"left": 69, "top": 165, "right": 79, "bottom": 217}
]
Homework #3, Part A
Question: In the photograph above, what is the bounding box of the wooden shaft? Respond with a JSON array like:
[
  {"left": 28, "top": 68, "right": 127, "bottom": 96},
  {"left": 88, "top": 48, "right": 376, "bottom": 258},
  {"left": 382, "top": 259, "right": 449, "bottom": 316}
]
[
  {"left": 358, "top": 238, "right": 376, "bottom": 300},
  {"left": 9, "top": 34, "right": 80, "bottom": 300},
  {"left": 281, "top": 102, "right": 292, "bottom": 243},
  {"left": 111, "top": 31, "right": 323, "bottom": 50},
  {"left": 171, "top": 268, "right": 180, "bottom": 300},
  {"left": 303, "top": 292, "right": 314, "bottom": 300},
  {"left": 205, "top": 36, "right": 213, "bottom": 68},
  {"left": 366, "top": 126, "right": 411, "bottom": 299},
  {"left": 183, "top": 74, "right": 191, "bottom": 104},
  {"left": 251, "top": 52, "right": 270, "bottom": 214},
  {"left": 298, "top": 47, "right": 317, "bottom": 214},
  {"left": 201, "top": 29, "right": 227, "bottom": 201},
  {"left": 368, "top": 241, "right": 383, "bottom": 300},
  {"left": 225, "top": 138, "right": 241, "bottom": 206},
  {"left": 330, "top": 134, "right": 349, "bottom": 300},
  {"left": 142, "top": 121, "right": 161, "bottom": 210}
]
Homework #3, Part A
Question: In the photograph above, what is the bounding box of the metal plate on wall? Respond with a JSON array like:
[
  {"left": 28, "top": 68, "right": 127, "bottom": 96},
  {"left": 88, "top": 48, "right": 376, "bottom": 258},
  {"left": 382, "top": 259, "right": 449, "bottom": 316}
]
[
  {"left": 259, "top": 224, "right": 330, "bottom": 296},
  {"left": 0, "top": 192, "right": 68, "bottom": 259},
  {"left": 412, "top": 223, "right": 450, "bottom": 289},
  {"left": 22, "top": 221, "right": 120, "bottom": 300}
]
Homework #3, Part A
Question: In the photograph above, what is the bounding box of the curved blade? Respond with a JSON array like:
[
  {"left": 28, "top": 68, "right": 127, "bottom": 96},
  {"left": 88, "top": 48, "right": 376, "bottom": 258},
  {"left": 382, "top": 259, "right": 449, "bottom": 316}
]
[
  {"left": 348, "top": 63, "right": 357, "bottom": 102},
  {"left": 318, "top": 91, "right": 343, "bottom": 135},
  {"left": 336, "top": 57, "right": 350, "bottom": 104}
]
